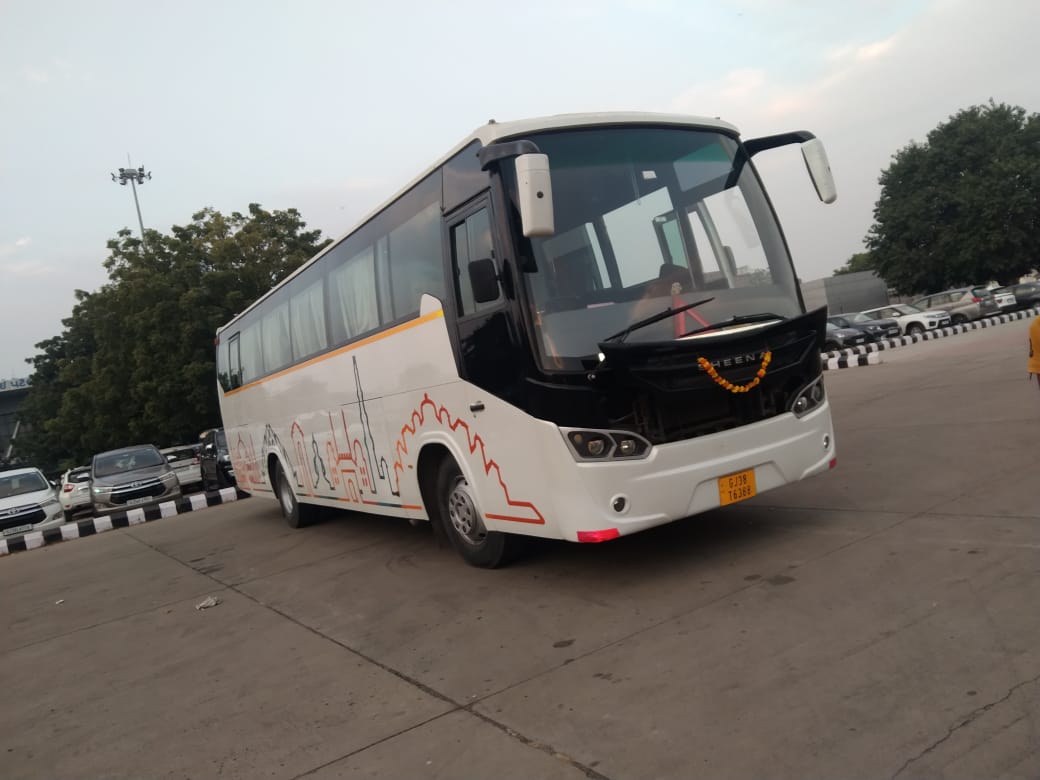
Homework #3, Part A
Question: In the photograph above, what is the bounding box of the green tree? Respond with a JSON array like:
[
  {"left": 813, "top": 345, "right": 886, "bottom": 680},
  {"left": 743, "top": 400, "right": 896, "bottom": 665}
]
[
  {"left": 832, "top": 252, "right": 875, "bottom": 276},
  {"left": 16, "top": 205, "right": 329, "bottom": 472},
  {"left": 866, "top": 101, "right": 1040, "bottom": 294}
]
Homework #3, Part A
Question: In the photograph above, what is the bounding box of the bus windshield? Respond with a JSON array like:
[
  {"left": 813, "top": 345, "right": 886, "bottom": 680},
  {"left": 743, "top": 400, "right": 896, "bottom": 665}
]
[{"left": 505, "top": 127, "right": 802, "bottom": 370}]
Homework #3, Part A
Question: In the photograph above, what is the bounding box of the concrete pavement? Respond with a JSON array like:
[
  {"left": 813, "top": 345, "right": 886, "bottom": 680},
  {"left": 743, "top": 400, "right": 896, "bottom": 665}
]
[{"left": 1, "top": 319, "right": 1037, "bottom": 779}]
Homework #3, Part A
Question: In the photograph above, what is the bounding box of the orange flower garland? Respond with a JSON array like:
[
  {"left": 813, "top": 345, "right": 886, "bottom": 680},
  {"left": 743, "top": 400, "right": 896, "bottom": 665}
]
[{"left": 697, "top": 350, "right": 772, "bottom": 393}]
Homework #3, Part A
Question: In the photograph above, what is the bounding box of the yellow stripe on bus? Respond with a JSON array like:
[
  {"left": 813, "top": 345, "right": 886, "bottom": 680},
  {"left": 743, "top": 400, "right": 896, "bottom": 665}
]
[{"left": 225, "top": 309, "right": 445, "bottom": 396}]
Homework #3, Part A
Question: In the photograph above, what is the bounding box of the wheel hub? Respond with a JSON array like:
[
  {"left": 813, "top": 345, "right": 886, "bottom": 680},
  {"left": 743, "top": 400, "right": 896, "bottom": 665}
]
[{"left": 446, "top": 477, "right": 486, "bottom": 545}]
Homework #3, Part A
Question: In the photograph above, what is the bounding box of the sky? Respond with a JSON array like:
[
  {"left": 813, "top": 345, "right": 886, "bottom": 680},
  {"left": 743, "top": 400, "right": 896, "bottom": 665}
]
[{"left": 1, "top": 0, "right": 1038, "bottom": 377}]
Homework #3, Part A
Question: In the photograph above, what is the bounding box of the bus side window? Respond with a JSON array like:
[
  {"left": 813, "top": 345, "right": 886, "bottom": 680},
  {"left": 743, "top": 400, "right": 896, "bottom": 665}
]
[
  {"left": 389, "top": 202, "right": 444, "bottom": 319},
  {"left": 223, "top": 333, "right": 242, "bottom": 390},
  {"left": 452, "top": 207, "right": 500, "bottom": 316},
  {"left": 240, "top": 322, "right": 262, "bottom": 383},
  {"left": 329, "top": 245, "right": 379, "bottom": 344},
  {"left": 217, "top": 333, "right": 233, "bottom": 391}
]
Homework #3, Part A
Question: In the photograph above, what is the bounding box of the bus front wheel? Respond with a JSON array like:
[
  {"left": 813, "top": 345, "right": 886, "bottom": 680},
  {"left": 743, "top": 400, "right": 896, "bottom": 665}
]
[
  {"left": 436, "top": 458, "right": 516, "bottom": 568},
  {"left": 274, "top": 462, "right": 312, "bottom": 529}
]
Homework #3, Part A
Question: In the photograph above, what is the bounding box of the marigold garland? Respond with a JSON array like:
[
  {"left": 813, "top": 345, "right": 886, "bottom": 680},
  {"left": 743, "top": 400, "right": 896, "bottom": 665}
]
[{"left": 697, "top": 350, "right": 772, "bottom": 393}]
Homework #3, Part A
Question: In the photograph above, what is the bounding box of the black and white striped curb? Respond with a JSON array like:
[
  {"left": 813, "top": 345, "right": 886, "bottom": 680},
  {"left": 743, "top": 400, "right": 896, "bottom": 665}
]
[
  {"left": 0, "top": 487, "right": 249, "bottom": 556},
  {"left": 823, "top": 352, "right": 882, "bottom": 370},
  {"left": 821, "top": 306, "right": 1040, "bottom": 365}
]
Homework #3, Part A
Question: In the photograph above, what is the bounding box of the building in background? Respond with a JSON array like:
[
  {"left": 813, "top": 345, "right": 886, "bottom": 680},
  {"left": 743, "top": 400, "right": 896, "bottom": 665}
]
[{"left": 801, "top": 271, "right": 889, "bottom": 314}]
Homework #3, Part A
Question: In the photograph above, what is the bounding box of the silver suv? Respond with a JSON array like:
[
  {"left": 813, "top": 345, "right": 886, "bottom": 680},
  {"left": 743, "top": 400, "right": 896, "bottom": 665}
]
[
  {"left": 91, "top": 445, "right": 181, "bottom": 515},
  {"left": 911, "top": 287, "right": 999, "bottom": 324}
]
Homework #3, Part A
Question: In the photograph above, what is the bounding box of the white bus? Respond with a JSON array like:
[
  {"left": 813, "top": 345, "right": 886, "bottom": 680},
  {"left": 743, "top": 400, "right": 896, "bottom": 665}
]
[{"left": 215, "top": 112, "right": 838, "bottom": 567}]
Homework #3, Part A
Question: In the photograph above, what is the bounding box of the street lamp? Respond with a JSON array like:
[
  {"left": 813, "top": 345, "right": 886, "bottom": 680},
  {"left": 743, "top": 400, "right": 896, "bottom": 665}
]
[{"left": 110, "top": 159, "right": 152, "bottom": 242}]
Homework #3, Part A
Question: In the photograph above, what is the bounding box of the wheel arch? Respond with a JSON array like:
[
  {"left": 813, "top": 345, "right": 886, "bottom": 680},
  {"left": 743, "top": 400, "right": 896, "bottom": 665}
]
[{"left": 416, "top": 442, "right": 452, "bottom": 539}]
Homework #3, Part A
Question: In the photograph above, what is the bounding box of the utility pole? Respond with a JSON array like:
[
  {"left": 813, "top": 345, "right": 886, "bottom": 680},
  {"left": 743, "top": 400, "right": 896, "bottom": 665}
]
[{"left": 110, "top": 155, "right": 152, "bottom": 242}]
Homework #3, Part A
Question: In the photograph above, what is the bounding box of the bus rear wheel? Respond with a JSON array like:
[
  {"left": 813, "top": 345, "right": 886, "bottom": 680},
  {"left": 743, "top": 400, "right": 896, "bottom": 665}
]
[
  {"left": 436, "top": 457, "right": 516, "bottom": 568},
  {"left": 274, "top": 462, "right": 313, "bottom": 529}
]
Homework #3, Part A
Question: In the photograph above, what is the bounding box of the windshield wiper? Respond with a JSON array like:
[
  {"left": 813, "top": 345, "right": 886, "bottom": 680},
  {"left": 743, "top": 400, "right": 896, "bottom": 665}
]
[
  {"left": 601, "top": 297, "right": 714, "bottom": 344},
  {"left": 677, "top": 312, "right": 785, "bottom": 339}
]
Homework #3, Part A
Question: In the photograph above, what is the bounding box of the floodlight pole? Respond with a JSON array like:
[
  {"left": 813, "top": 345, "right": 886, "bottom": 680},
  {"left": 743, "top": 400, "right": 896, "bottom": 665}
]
[{"left": 110, "top": 155, "right": 152, "bottom": 242}]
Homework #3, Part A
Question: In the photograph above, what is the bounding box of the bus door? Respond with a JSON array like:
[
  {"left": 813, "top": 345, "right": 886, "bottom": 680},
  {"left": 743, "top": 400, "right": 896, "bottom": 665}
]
[{"left": 447, "top": 200, "right": 525, "bottom": 404}]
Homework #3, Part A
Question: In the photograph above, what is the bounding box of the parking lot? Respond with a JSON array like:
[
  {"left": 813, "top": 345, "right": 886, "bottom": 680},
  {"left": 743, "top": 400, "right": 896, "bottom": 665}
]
[{"left": 2, "top": 319, "right": 1038, "bottom": 779}]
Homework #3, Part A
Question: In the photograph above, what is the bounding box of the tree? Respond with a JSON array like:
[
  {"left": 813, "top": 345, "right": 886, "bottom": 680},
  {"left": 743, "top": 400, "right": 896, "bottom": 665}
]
[
  {"left": 16, "top": 205, "right": 329, "bottom": 473},
  {"left": 866, "top": 101, "right": 1040, "bottom": 294},
  {"left": 832, "top": 252, "right": 875, "bottom": 276}
]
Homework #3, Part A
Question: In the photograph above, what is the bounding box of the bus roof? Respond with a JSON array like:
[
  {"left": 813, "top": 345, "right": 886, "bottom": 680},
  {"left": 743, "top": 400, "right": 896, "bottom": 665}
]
[{"left": 219, "top": 112, "right": 740, "bottom": 332}]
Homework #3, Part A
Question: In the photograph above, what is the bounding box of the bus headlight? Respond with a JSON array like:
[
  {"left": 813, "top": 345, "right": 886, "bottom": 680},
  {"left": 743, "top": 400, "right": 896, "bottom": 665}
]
[
  {"left": 790, "top": 377, "right": 826, "bottom": 418},
  {"left": 563, "top": 429, "right": 652, "bottom": 461}
]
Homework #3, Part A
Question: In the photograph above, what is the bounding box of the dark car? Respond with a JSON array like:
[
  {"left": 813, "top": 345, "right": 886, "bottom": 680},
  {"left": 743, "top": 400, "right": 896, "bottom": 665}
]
[
  {"left": 91, "top": 444, "right": 181, "bottom": 515},
  {"left": 828, "top": 313, "right": 901, "bottom": 341},
  {"left": 823, "top": 322, "right": 869, "bottom": 352},
  {"left": 199, "top": 428, "right": 236, "bottom": 491},
  {"left": 995, "top": 282, "right": 1040, "bottom": 311}
]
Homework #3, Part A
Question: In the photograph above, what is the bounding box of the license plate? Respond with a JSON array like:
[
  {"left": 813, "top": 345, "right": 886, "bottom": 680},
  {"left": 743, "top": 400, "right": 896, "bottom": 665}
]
[
  {"left": 126, "top": 497, "right": 152, "bottom": 506},
  {"left": 718, "top": 469, "right": 757, "bottom": 506},
  {"left": 3, "top": 523, "right": 33, "bottom": 536}
]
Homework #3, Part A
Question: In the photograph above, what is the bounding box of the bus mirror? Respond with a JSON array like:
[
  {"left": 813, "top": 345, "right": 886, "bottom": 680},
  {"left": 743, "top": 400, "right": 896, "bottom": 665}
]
[
  {"left": 801, "top": 138, "right": 837, "bottom": 204},
  {"left": 515, "top": 153, "right": 555, "bottom": 237},
  {"left": 469, "top": 258, "right": 500, "bottom": 303}
]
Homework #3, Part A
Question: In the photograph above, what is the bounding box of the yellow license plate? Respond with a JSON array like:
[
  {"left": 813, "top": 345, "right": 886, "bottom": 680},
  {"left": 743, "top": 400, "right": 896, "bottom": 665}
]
[{"left": 718, "top": 468, "right": 756, "bottom": 506}]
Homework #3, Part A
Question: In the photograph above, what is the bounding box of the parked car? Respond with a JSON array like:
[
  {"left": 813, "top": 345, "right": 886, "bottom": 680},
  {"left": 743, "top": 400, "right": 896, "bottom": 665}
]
[
  {"left": 860, "top": 304, "right": 952, "bottom": 336},
  {"left": 911, "top": 287, "right": 999, "bottom": 324},
  {"left": 59, "top": 466, "right": 93, "bottom": 521},
  {"left": 823, "top": 322, "right": 869, "bottom": 352},
  {"left": 994, "top": 282, "right": 1040, "bottom": 311},
  {"left": 199, "top": 428, "right": 236, "bottom": 491},
  {"left": 161, "top": 445, "right": 203, "bottom": 492},
  {"left": 0, "top": 467, "right": 65, "bottom": 540},
  {"left": 969, "top": 285, "right": 1016, "bottom": 313},
  {"left": 91, "top": 444, "right": 181, "bottom": 516},
  {"left": 827, "top": 313, "right": 901, "bottom": 341}
]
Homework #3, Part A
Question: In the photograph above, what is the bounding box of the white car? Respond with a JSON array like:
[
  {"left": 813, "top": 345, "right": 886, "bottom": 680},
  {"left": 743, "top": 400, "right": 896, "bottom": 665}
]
[
  {"left": 161, "top": 445, "right": 203, "bottom": 491},
  {"left": 59, "top": 466, "right": 93, "bottom": 520},
  {"left": 989, "top": 289, "right": 1017, "bottom": 312},
  {"left": 0, "top": 467, "right": 65, "bottom": 541},
  {"left": 860, "top": 303, "right": 952, "bottom": 336}
]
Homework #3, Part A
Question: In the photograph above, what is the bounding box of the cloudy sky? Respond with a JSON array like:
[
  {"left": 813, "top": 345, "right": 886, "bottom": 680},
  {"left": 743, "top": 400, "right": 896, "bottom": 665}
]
[{"left": 1, "top": 0, "right": 1037, "bottom": 376}]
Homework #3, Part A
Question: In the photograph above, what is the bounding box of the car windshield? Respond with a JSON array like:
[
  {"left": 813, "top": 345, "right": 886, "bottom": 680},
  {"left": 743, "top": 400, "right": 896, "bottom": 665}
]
[
  {"left": 68, "top": 470, "right": 91, "bottom": 484},
  {"left": 94, "top": 448, "right": 164, "bottom": 477},
  {"left": 0, "top": 471, "right": 49, "bottom": 498},
  {"left": 826, "top": 322, "right": 839, "bottom": 332},
  {"left": 501, "top": 126, "right": 802, "bottom": 370},
  {"left": 848, "top": 313, "right": 873, "bottom": 323},
  {"left": 894, "top": 304, "right": 924, "bottom": 315},
  {"left": 216, "top": 431, "right": 227, "bottom": 449}
]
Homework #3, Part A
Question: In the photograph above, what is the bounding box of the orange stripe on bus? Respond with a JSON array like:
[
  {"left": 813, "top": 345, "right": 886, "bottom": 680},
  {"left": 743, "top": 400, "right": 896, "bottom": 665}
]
[
  {"left": 485, "top": 513, "right": 547, "bottom": 525},
  {"left": 225, "top": 309, "right": 445, "bottom": 396}
]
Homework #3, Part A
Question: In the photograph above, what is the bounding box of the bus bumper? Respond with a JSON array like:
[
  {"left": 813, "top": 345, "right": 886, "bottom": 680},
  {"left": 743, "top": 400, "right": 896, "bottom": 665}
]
[{"left": 535, "top": 403, "right": 835, "bottom": 542}]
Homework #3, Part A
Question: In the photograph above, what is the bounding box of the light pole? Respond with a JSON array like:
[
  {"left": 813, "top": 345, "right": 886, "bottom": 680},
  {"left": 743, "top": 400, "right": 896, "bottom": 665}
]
[{"left": 110, "top": 157, "right": 152, "bottom": 242}]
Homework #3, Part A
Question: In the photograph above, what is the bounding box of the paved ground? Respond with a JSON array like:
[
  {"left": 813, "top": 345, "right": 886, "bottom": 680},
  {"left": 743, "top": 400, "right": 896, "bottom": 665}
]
[{"left": 2, "top": 320, "right": 1038, "bottom": 780}]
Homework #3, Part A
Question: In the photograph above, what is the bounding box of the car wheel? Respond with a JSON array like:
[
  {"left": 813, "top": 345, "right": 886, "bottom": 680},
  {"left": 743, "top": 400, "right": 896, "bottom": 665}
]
[
  {"left": 436, "top": 457, "right": 519, "bottom": 568},
  {"left": 951, "top": 314, "right": 968, "bottom": 325},
  {"left": 907, "top": 323, "right": 925, "bottom": 336},
  {"left": 823, "top": 341, "right": 840, "bottom": 352}
]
